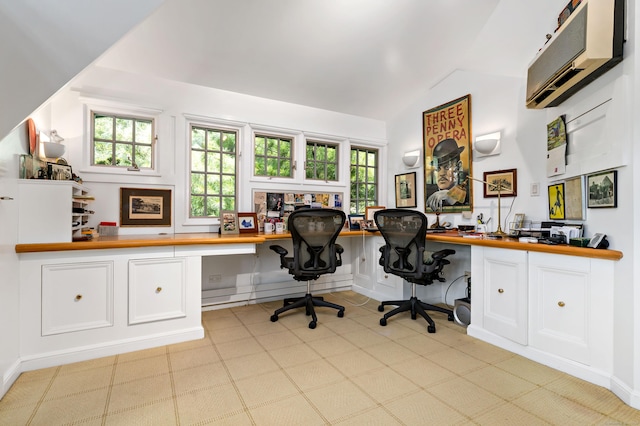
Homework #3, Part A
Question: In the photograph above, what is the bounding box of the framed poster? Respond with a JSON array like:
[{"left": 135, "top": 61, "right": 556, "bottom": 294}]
[
  {"left": 587, "top": 170, "right": 617, "bottom": 208},
  {"left": 365, "top": 206, "right": 385, "bottom": 222},
  {"left": 564, "top": 175, "right": 585, "bottom": 219},
  {"left": 120, "top": 188, "right": 172, "bottom": 227},
  {"left": 423, "top": 94, "right": 472, "bottom": 213},
  {"left": 483, "top": 169, "right": 517, "bottom": 198},
  {"left": 395, "top": 172, "right": 417, "bottom": 208},
  {"left": 548, "top": 183, "right": 565, "bottom": 220}
]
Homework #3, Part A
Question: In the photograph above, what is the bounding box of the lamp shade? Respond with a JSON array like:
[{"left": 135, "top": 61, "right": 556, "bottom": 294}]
[{"left": 474, "top": 132, "right": 501, "bottom": 157}]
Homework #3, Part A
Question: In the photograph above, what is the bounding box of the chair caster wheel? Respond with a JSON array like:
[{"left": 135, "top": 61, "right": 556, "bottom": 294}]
[
  {"left": 337, "top": 310, "right": 344, "bottom": 318},
  {"left": 448, "top": 313, "right": 454, "bottom": 321},
  {"left": 308, "top": 321, "right": 316, "bottom": 329},
  {"left": 270, "top": 315, "right": 278, "bottom": 322},
  {"left": 427, "top": 325, "right": 436, "bottom": 333},
  {"left": 306, "top": 310, "right": 311, "bottom": 316},
  {"left": 411, "top": 314, "right": 417, "bottom": 320},
  {"left": 380, "top": 318, "right": 387, "bottom": 326},
  {"left": 378, "top": 305, "right": 384, "bottom": 312}
]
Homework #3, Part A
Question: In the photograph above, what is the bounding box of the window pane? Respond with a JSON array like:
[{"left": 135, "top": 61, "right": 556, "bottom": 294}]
[
  {"left": 222, "top": 133, "right": 235, "bottom": 152},
  {"left": 267, "top": 158, "right": 278, "bottom": 175},
  {"left": 115, "top": 118, "right": 133, "bottom": 142},
  {"left": 222, "top": 175, "right": 235, "bottom": 193},
  {"left": 207, "top": 152, "right": 220, "bottom": 173},
  {"left": 316, "top": 146, "right": 326, "bottom": 161},
  {"left": 192, "top": 128, "right": 205, "bottom": 149},
  {"left": 222, "top": 154, "right": 235, "bottom": 173},
  {"left": 135, "top": 120, "right": 152, "bottom": 144},
  {"left": 327, "top": 164, "right": 336, "bottom": 180},
  {"left": 206, "top": 197, "right": 219, "bottom": 216},
  {"left": 255, "top": 158, "right": 266, "bottom": 175},
  {"left": 222, "top": 196, "right": 235, "bottom": 211},
  {"left": 266, "top": 138, "right": 278, "bottom": 156},
  {"left": 94, "top": 142, "right": 112, "bottom": 165},
  {"left": 368, "top": 152, "right": 376, "bottom": 165},
  {"left": 255, "top": 137, "right": 266, "bottom": 156},
  {"left": 306, "top": 145, "right": 314, "bottom": 158},
  {"left": 280, "top": 161, "right": 291, "bottom": 177},
  {"left": 358, "top": 151, "right": 367, "bottom": 164},
  {"left": 206, "top": 175, "right": 220, "bottom": 194},
  {"left": 94, "top": 116, "right": 113, "bottom": 140},
  {"left": 367, "top": 168, "right": 376, "bottom": 183},
  {"left": 208, "top": 131, "right": 220, "bottom": 151},
  {"left": 135, "top": 145, "right": 152, "bottom": 168},
  {"left": 191, "top": 173, "right": 204, "bottom": 194},
  {"left": 191, "top": 196, "right": 205, "bottom": 216},
  {"left": 317, "top": 167, "right": 325, "bottom": 180},
  {"left": 306, "top": 163, "right": 314, "bottom": 179},
  {"left": 192, "top": 151, "right": 205, "bottom": 172},
  {"left": 280, "top": 139, "right": 291, "bottom": 157},
  {"left": 115, "top": 143, "right": 133, "bottom": 166},
  {"left": 327, "top": 146, "right": 337, "bottom": 162}
]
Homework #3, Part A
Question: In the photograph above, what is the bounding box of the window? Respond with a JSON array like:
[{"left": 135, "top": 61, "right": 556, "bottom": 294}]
[
  {"left": 190, "top": 125, "right": 237, "bottom": 217},
  {"left": 306, "top": 141, "right": 338, "bottom": 181},
  {"left": 350, "top": 147, "right": 378, "bottom": 214},
  {"left": 254, "top": 134, "right": 292, "bottom": 177},
  {"left": 92, "top": 112, "right": 154, "bottom": 169}
]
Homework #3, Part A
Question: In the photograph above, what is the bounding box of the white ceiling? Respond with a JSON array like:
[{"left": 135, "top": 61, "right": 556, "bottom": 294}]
[{"left": 97, "top": 0, "right": 566, "bottom": 122}]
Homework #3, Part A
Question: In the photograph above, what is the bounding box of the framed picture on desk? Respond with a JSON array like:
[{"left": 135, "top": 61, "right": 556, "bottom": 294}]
[{"left": 237, "top": 212, "right": 258, "bottom": 233}]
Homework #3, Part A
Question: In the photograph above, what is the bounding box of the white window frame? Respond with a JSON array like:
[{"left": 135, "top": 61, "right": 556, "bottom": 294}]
[{"left": 249, "top": 124, "right": 301, "bottom": 184}]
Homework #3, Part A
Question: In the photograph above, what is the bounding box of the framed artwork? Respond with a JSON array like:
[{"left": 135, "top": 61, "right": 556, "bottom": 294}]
[
  {"left": 513, "top": 213, "right": 525, "bottom": 229},
  {"left": 237, "top": 212, "right": 258, "bottom": 233},
  {"left": 220, "top": 210, "right": 239, "bottom": 234},
  {"left": 365, "top": 205, "right": 385, "bottom": 222},
  {"left": 548, "top": 183, "right": 565, "bottom": 220},
  {"left": 564, "top": 175, "right": 585, "bottom": 220},
  {"left": 47, "top": 162, "right": 72, "bottom": 180},
  {"left": 395, "top": 172, "right": 417, "bottom": 208},
  {"left": 483, "top": 169, "right": 517, "bottom": 198},
  {"left": 587, "top": 170, "right": 617, "bottom": 208},
  {"left": 423, "top": 94, "right": 472, "bottom": 213},
  {"left": 120, "top": 188, "right": 172, "bottom": 227},
  {"left": 348, "top": 214, "right": 365, "bottom": 230}
]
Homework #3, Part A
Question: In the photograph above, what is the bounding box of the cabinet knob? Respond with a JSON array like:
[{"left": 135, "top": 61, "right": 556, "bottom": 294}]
[
  {"left": 384, "top": 274, "right": 388, "bottom": 279},
  {"left": 75, "top": 294, "right": 82, "bottom": 301},
  {"left": 498, "top": 288, "right": 504, "bottom": 293},
  {"left": 558, "top": 301, "right": 565, "bottom": 307},
  {"left": 156, "top": 287, "right": 162, "bottom": 293}
]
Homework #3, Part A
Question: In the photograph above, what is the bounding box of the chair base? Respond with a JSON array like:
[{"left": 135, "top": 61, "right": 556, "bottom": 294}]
[
  {"left": 271, "top": 293, "right": 345, "bottom": 329},
  {"left": 378, "top": 296, "right": 454, "bottom": 333}
]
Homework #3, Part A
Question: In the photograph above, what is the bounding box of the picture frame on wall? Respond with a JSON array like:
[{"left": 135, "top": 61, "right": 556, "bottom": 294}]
[
  {"left": 548, "top": 183, "right": 565, "bottom": 220},
  {"left": 365, "top": 205, "right": 386, "bottom": 222},
  {"left": 587, "top": 170, "right": 617, "bottom": 208},
  {"left": 395, "top": 172, "right": 417, "bottom": 208},
  {"left": 220, "top": 210, "right": 239, "bottom": 234},
  {"left": 564, "top": 175, "right": 585, "bottom": 220},
  {"left": 120, "top": 188, "right": 172, "bottom": 227},
  {"left": 483, "top": 169, "right": 517, "bottom": 198},
  {"left": 237, "top": 212, "right": 258, "bottom": 233}
]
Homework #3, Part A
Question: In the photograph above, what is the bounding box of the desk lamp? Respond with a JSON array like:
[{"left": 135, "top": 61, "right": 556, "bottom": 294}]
[{"left": 448, "top": 176, "right": 508, "bottom": 237}]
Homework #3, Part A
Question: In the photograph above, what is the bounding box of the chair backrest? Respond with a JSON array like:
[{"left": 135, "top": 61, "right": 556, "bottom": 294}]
[
  {"left": 288, "top": 208, "right": 346, "bottom": 277},
  {"left": 374, "top": 209, "right": 427, "bottom": 280}
]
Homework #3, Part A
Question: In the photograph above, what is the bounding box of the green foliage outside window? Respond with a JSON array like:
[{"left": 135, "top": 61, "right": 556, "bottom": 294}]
[
  {"left": 254, "top": 135, "right": 292, "bottom": 177},
  {"left": 350, "top": 147, "right": 378, "bottom": 214},
  {"left": 190, "top": 126, "right": 237, "bottom": 217},
  {"left": 93, "top": 113, "right": 153, "bottom": 168},
  {"left": 306, "top": 141, "right": 338, "bottom": 181}
]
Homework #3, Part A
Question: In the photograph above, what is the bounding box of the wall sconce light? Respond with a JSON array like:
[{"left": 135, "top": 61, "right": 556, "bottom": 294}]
[
  {"left": 402, "top": 149, "right": 421, "bottom": 168},
  {"left": 474, "top": 131, "right": 501, "bottom": 157}
]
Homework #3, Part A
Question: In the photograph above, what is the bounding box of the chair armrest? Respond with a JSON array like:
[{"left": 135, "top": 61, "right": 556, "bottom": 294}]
[
  {"left": 335, "top": 243, "right": 344, "bottom": 266},
  {"left": 269, "top": 245, "right": 288, "bottom": 256},
  {"left": 431, "top": 248, "right": 455, "bottom": 261}
]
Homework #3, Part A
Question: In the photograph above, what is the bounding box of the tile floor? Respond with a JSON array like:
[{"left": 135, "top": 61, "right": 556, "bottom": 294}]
[{"left": 1, "top": 291, "right": 639, "bottom": 425}]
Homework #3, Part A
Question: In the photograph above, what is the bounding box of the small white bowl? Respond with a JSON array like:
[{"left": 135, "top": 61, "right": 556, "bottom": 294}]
[{"left": 42, "top": 142, "right": 66, "bottom": 159}]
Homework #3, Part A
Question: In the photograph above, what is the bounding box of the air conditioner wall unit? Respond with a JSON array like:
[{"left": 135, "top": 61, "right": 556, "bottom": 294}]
[{"left": 526, "top": 0, "right": 624, "bottom": 109}]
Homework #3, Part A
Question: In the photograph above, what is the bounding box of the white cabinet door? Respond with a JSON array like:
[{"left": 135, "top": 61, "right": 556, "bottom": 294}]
[
  {"left": 478, "top": 247, "right": 528, "bottom": 345},
  {"left": 529, "top": 253, "right": 591, "bottom": 365},
  {"left": 41, "top": 261, "right": 114, "bottom": 336},
  {"left": 128, "top": 257, "right": 187, "bottom": 324}
]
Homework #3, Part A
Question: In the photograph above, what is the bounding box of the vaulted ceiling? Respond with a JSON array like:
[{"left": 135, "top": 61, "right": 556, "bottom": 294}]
[{"left": 96, "top": 0, "right": 567, "bottom": 122}]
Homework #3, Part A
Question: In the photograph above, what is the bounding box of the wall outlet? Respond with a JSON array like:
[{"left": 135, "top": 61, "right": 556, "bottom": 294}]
[{"left": 208, "top": 274, "right": 222, "bottom": 284}]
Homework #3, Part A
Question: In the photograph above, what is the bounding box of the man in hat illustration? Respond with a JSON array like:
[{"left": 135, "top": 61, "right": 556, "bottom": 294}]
[{"left": 426, "top": 138, "right": 467, "bottom": 211}]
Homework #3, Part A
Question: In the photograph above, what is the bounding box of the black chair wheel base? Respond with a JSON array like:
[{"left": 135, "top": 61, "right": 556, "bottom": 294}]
[
  {"left": 337, "top": 310, "right": 344, "bottom": 318},
  {"left": 380, "top": 318, "right": 387, "bottom": 326},
  {"left": 427, "top": 325, "right": 436, "bottom": 333},
  {"left": 308, "top": 321, "right": 316, "bottom": 329},
  {"left": 448, "top": 313, "right": 454, "bottom": 321},
  {"left": 378, "top": 305, "right": 384, "bottom": 312},
  {"left": 270, "top": 314, "right": 278, "bottom": 322}
]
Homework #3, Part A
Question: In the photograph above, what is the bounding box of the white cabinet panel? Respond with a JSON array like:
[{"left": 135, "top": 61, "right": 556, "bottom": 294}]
[
  {"left": 128, "top": 257, "right": 187, "bottom": 324},
  {"left": 479, "top": 247, "right": 528, "bottom": 345},
  {"left": 529, "top": 253, "right": 590, "bottom": 365},
  {"left": 41, "top": 262, "right": 114, "bottom": 336}
]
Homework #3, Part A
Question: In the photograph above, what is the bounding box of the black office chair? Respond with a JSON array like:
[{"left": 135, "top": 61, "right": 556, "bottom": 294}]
[
  {"left": 269, "top": 208, "right": 347, "bottom": 329},
  {"left": 374, "top": 209, "right": 455, "bottom": 333}
]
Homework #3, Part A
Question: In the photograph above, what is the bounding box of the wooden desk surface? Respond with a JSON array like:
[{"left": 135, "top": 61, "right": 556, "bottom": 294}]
[{"left": 15, "top": 229, "right": 622, "bottom": 260}]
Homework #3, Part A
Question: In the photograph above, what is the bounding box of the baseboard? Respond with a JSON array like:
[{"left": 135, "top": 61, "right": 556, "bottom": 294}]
[
  {"left": 610, "top": 375, "right": 640, "bottom": 410},
  {"left": 19, "top": 327, "right": 204, "bottom": 373},
  {"left": 0, "top": 359, "right": 21, "bottom": 400}
]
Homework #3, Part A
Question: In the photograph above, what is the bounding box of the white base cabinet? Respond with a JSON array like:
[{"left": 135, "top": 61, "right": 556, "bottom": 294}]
[
  {"left": 468, "top": 247, "right": 614, "bottom": 386},
  {"left": 19, "top": 247, "right": 204, "bottom": 371}
]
